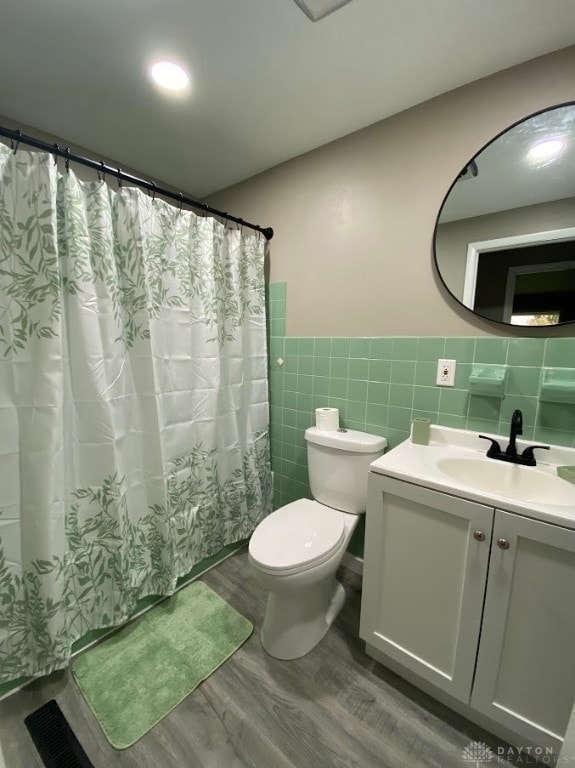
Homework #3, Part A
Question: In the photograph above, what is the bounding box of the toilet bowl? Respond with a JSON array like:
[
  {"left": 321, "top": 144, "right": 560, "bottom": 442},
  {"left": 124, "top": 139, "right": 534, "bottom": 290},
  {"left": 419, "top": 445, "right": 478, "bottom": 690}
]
[{"left": 249, "top": 427, "right": 386, "bottom": 660}]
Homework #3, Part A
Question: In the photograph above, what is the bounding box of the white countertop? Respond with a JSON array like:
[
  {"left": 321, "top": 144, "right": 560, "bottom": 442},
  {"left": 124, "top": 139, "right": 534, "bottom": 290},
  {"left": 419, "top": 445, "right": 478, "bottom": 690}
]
[{"left": 370, "top": 425, "right": 575, "bottom": 530}]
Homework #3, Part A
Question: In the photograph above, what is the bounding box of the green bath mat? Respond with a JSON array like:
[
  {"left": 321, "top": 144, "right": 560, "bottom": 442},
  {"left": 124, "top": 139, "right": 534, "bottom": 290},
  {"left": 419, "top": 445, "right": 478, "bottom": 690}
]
[{"left": 72, "top": 581, "right": 252, "bottom": 749}]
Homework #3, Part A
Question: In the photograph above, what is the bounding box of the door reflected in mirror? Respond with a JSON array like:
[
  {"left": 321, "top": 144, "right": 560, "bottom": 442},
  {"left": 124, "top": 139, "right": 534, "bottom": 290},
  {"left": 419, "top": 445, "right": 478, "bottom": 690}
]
[{"left": 434, "top": 103, "right": 575, "bottom": 327}]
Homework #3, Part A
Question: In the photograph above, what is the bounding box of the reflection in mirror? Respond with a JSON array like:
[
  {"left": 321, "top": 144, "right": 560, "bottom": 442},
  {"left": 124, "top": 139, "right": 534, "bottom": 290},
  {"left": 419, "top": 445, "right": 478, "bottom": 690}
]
[{"left": 434, "top": 103, "right": 575, "bottom": 327}]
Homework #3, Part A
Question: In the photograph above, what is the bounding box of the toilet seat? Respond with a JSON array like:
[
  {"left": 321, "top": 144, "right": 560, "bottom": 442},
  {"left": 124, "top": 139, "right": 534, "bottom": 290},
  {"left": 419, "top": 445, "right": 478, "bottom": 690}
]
[{"left": 249, "top": 498, "right": 346, "bottom": 575}]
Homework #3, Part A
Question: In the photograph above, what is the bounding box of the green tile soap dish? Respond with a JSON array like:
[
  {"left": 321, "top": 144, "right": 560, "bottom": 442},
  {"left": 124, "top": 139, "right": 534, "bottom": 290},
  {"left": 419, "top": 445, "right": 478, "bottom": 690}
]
[
  {"left": 469, "top": 364, "right": 507, "bottom": 397},
  {"left": 557, "top": 466, "right": 575, "bottom": 484},
  {"left": 540, "top": 368, "right": 575, "bottom": 405}
]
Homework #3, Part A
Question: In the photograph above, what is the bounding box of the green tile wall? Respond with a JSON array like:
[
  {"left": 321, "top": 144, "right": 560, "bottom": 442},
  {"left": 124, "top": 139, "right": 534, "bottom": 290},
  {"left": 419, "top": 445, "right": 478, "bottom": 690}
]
[{"left": 267, "top": 282, "right": 575, "bottom": 526}]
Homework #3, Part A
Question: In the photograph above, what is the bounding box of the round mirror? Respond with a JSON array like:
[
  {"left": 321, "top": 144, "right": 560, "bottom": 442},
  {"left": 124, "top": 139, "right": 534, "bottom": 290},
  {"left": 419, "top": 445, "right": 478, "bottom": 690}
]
[{"left": 434, "top": 103, "right": 575, "bottom": 327}]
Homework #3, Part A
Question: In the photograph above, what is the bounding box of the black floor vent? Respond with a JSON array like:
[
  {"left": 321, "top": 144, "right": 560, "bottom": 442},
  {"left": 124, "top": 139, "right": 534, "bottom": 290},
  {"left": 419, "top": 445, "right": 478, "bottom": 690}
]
[{"left": 24, "top": 699, "right": 95, "bottom": 768}]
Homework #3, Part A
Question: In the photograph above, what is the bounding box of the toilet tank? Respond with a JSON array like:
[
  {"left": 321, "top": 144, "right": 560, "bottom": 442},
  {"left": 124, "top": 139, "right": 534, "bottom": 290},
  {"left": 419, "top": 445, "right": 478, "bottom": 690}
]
[{"left": 304, "top": 427, "right": 386, "bottom": 514}]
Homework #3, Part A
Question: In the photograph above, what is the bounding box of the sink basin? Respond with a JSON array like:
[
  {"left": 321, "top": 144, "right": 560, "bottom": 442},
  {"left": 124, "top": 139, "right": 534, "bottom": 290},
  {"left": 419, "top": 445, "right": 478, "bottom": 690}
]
[
  {"left": 437, "top": 457, "right": 575, "bottom": 506},
  {"left": 369, "top": 424, "right": 575, "bottom": 523}
]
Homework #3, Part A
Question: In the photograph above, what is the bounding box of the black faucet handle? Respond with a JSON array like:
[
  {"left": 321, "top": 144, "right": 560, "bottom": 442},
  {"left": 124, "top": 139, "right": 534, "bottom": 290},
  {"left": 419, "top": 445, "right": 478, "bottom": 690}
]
[
  {"left": 479, "top": 435, "right": 502, "bottom": 457},
  {"left": 520, "top": 444, "right": 550, "bottom": 466}
]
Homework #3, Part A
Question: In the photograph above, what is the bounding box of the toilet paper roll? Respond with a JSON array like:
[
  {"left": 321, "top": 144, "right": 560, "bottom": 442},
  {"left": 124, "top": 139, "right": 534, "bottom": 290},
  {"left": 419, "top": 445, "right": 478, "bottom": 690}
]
[{"left": 315, "top": 407, "right": 339, "bottom": 431}]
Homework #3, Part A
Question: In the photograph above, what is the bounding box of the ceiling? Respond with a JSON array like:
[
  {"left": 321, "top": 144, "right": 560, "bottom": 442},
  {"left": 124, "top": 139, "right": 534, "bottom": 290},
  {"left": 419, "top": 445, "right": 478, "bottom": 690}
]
[{"left": 1, "top": 0, "right": 575, "bottom": 198}]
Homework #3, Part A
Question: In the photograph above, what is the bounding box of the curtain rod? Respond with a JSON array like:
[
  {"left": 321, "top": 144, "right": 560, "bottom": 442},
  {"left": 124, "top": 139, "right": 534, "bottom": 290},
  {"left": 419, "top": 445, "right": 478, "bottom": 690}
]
[{"left": 0, "top": 126, "right": 274, "bottom": 241}]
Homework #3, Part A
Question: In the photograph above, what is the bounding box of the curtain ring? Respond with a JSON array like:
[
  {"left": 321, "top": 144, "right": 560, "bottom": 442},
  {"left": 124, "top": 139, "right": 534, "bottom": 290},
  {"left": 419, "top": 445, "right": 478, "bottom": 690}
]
[
  {"left": 64, "top": 147, "right": 70, "bottom": 173},
  {"left": 12, "top": 131, "right": 21, "bottom": 154},
  {"left": 178, "top": 192, "right": 183, "bottom": 214},
  {"left": 117, "top": 169, "right": 122, "bottom": 189},
  {"left": 149, "top": 181, "right": 156, "bottom": 201},
  {"left": 97, "top": 161, "right": 106, "bottom": 183}
]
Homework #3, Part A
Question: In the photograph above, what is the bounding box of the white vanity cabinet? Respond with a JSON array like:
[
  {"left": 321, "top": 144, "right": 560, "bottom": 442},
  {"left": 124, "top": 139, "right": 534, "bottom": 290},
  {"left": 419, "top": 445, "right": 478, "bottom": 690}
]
[
  {"left": 360, "top": 472, "right": 575, "bottom": 754},
  {"left": 471, "top": 509, "right": 575, "bottom": 751},
  {"left": 359, "top": 475, "right": 494, "bottom": 702}
]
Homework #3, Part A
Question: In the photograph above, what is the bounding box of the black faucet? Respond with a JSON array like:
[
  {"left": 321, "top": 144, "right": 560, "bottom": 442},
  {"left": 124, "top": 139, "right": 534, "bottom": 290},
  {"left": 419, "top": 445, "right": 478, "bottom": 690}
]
[
  {"left": 506, "top": 408, "right": 523, "bottom": 458},
  {"left": 479, "top": 409, "right": 550, "bottom": 467}
]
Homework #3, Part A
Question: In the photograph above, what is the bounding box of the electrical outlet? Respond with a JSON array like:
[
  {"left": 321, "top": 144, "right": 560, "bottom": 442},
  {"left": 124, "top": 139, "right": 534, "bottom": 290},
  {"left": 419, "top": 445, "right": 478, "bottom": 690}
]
[{"left": 436, "top": 359, "right": 456, "bottom": 387}]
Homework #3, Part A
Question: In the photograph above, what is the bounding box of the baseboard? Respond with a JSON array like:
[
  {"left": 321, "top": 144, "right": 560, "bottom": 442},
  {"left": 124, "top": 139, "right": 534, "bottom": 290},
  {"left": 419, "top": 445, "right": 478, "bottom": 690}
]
[{"left": 341, "top": 552, "right": 363, "bottom": 576}]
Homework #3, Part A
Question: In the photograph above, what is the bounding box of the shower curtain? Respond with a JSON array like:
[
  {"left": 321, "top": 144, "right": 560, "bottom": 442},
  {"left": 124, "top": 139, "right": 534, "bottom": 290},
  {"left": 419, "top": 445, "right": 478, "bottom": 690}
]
[{"left": 0, "top": 146, "right": 272, "bottom": 683}]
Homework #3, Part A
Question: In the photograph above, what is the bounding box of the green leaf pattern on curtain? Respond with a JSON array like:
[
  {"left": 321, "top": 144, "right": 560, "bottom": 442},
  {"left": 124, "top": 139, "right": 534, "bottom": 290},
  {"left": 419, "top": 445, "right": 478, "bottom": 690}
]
[
  {"left": 0, "top": 151, "right": 61, "bottom": 354},
  {"left": 0, "top": 145, "right": 271, "bottom": 683}
]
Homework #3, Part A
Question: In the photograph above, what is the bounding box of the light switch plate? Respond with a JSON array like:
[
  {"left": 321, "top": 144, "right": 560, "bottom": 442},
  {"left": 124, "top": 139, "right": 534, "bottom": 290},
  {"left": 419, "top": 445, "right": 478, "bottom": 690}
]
[{"left": 436, "top": 359, "right": 456, "bottom": 387}]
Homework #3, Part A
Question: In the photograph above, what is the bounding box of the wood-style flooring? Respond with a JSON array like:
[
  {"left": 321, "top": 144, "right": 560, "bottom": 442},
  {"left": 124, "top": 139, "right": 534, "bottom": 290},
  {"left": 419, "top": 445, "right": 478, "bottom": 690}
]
[{"left": 0, "top": 549, "right": 516, "bottom": 768}]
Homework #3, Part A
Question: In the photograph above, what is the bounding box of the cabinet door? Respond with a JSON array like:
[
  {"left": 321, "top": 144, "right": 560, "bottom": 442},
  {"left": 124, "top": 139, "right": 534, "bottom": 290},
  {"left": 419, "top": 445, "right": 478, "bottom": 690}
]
[
  {"left": 360, "top": 475, "right": 494, "bottom": 703},
  {"left": 471, "top": 510, "right": 575, "bottom": 752}
]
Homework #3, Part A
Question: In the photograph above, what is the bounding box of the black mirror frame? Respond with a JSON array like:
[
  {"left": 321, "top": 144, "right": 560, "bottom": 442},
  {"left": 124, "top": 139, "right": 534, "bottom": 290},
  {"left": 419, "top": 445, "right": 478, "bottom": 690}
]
[{"left": 432, "top": 100, "right": 575, "bottom": 329}]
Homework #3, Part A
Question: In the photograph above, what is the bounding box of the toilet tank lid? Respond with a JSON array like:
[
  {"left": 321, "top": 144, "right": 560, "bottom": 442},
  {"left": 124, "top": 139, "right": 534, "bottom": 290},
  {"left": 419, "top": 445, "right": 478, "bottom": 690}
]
[{"left": 305, "top": 427, "right": 387, "bottom": 453}]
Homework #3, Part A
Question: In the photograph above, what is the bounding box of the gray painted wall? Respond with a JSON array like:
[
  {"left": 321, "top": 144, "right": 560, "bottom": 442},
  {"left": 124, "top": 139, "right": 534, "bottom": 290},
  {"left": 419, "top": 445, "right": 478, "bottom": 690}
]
[{"left": 206, "top": 46, "right": 575, "bottom": 337}]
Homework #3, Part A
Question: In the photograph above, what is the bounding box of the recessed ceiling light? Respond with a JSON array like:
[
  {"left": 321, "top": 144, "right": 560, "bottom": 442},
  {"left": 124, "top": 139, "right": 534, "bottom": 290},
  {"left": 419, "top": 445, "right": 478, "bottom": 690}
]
[
  {"left": 150, "top": 61, "right": 189, "bottom": 92},
  {"left": 527, "top": 138, "right": 565, "bottom": 163}
]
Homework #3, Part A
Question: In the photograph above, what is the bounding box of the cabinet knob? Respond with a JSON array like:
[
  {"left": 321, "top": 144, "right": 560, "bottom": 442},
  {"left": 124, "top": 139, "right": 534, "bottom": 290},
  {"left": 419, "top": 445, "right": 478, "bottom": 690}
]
[
  {"left": 497, "top": 538, "right": 510, "bottom": 550},
  {"left": 473, "top": 530, "right": 485, "bottom": 542}
]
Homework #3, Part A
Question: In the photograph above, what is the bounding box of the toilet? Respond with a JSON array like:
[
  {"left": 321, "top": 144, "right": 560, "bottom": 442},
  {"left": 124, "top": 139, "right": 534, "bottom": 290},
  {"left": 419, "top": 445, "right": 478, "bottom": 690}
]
[{"left": 248, "top": 426, "right": 386, "bottom": 660}]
